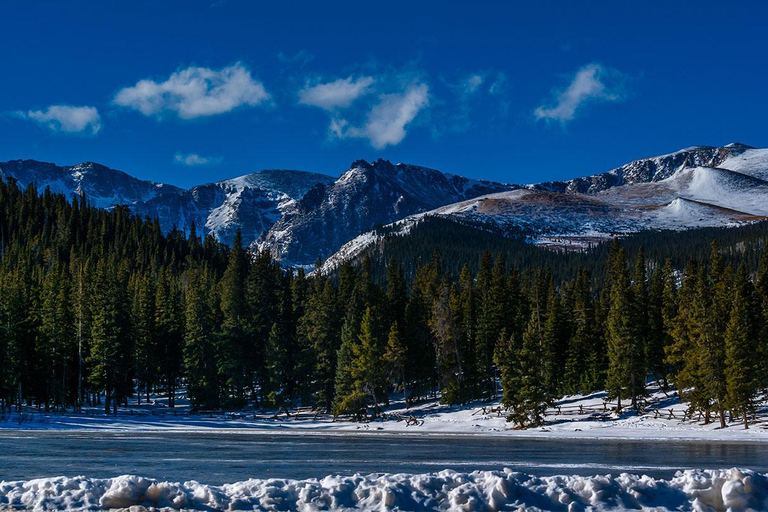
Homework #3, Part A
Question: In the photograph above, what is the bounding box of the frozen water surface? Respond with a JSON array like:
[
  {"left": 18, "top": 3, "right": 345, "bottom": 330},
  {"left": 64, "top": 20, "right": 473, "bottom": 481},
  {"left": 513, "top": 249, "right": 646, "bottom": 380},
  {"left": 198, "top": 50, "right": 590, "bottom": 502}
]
[{"left": 2, "top": 431, "right": 767, "bottom": 484}]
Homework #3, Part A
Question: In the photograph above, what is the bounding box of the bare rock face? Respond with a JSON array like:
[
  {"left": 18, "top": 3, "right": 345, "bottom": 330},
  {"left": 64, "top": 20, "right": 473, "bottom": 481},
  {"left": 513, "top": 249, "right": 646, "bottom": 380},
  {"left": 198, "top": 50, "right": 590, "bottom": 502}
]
[
  {"left": 531, "top": 144, "right": 753, "bottom": 194},
  {"left": 0, "top": 160, "right": 334, "bottom": 248},
  {"left": 3, "top": 143, "right": 764, "bottom": 268},
  {"left": 256, "top": 159, "right": 516, "bottom": 265}
]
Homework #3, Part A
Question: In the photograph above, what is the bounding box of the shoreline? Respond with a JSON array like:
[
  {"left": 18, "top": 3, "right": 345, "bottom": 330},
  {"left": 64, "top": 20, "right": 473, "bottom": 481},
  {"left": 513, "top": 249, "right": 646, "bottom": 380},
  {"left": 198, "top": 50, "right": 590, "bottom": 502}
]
[{"left": 1, "top": 423, "right": 767, "bottom": 443}]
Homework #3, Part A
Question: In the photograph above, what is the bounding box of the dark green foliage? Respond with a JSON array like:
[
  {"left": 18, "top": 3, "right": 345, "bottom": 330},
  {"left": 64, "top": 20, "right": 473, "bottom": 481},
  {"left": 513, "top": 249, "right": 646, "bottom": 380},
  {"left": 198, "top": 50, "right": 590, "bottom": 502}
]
[
  {"left": 725, "top": 266, "right": 759, "bottom": 428},
  {"left": 1, "top": 179, "right": 767, "bottom": 430},
  {"left": 495, "top": 312, "right": 551, "bottom": 428}
]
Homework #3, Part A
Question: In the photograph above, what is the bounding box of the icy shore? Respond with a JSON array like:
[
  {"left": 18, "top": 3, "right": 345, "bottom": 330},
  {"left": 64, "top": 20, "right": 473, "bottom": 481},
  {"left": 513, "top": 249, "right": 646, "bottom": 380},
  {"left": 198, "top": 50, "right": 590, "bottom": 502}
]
[{"left": 1, "top": 468, "right": 766, "bottom": 511}]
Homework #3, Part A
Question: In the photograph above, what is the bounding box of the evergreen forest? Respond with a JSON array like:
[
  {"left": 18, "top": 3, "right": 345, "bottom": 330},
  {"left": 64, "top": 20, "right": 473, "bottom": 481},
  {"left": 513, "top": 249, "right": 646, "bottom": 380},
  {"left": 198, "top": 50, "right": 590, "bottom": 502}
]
[{"left": 1, "top": 179, "right": 767, "bottom": 429}]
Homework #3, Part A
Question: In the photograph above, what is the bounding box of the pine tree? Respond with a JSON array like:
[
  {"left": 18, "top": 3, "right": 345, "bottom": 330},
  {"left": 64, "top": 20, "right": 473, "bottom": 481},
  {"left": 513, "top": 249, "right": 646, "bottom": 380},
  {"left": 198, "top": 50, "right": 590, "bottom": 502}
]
[
  {"left": 217, "top": 231, "right": 250, "bottom": 407},
  {"left": 542, "top": 279, "right": 567, "bottom": 397},
  {"left": 755, "top": 249, "right": 768, "bottom": 390},
  {"left": 183, "top": 268, "right": 220, "bottom": 409},
  {"left": 247, "top": 250, "right": 280, "bottom": 403},
  {"left": 155, "top": 268, "right": 184, "bottom": 407},
  {"left": 299, "top": 278, "right": 338, "bottom": 412},
  {"left": 89, "top": 261, "right": 128, "bottom": 414},
  {"left": 496, "top": 310, "right": 550, "bottom": 428},
  {"left": 430, "top": 274, "right": 464, "bottom": 404},
  {"left": 725, "top": 265, "right": 758, "bottom": 429},
  {"left": 352, "top": 307, "right": 386, "bottom": 416},
  {"left": 385, "top": 257, "right": 407, "bottom": 328},
  {"left": 698, "top": 242, "right": 730, "bottom": 427},
  {"left": 629, "top": 247, "right": 648, "bottom": 406},
  {"left": 457, "top": 265, "right": 479, "bottom": 398},
  {"left": 606, "top": 240, "right": 635, "bottom": 411},
  {"left": 39, "top": 265, "right": 75, "bottom": 409},
  {"left": 405, "top": 257, "right": 440, "bottom": 398},
  {"left": 564, "top": 269, "right": 599, "bottom": 394},
  {"left": 130, "top": 272, "right": 156, "bottom": 404},
  {"left": 383, "top": 321, "right": 409, "bottom": 406}
]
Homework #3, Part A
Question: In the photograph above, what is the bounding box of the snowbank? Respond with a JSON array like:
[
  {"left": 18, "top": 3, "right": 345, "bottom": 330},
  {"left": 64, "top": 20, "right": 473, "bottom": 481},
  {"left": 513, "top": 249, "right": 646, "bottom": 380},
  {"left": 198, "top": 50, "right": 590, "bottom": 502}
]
[
  {"left": 1, "top": 468, "right": 767, "bottom": 511},
  {"left": 3, "top": 385, "right": 767, "bottom": 442}
]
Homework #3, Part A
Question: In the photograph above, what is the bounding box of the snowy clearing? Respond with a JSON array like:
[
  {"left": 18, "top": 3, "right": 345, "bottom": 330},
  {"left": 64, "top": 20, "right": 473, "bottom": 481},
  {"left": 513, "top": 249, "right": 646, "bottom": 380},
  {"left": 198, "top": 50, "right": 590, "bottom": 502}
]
[
  {"left": 1, "top": 384, "right": 767, "bottom": 442},
  {"left": 1, "top": 468, "right": 767, "bottom": 511}
]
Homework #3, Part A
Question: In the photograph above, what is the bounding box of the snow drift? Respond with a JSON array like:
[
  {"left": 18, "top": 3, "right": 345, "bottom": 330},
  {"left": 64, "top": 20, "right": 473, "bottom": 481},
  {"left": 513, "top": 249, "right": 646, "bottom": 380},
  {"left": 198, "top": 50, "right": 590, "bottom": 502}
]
[{"left": 1, "top": 468, "right": 767, "bottom": 511}]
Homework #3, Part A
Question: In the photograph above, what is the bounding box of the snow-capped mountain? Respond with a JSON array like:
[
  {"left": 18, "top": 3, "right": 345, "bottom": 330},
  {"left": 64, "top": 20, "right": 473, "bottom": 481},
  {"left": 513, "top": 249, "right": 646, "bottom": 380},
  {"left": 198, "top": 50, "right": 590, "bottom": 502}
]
[
  {"left": 4, "top": 143, "right": 768, "bottom": 270},
  {"left": 0, "top": 160, "right": 181, "bottom": 209},
  {"left": 318, "top": 144, "right": 768, "bottom": 273},
  {"left": 256, "top": 159, "right": 516, "bottom": 265},
  {"left": 132, "top": 169, "right": 336, "bottom": 246},
  {"left": 530, "top": 143, "right": 745, "bottom": 194},
  {"left": 0, "top": 159, "right": 335, "bottom": 248}
]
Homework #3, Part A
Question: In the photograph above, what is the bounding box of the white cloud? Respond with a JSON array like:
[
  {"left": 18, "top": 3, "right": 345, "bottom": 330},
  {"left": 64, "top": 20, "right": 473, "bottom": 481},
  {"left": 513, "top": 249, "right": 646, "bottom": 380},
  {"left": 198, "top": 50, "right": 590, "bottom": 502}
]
[
  {"left": 488, "top": 72, "right": 507, "bottom": 96},
  {"left": 173, "top": 152, "right": 222, "bottom": 166},
  {"left": 535, "top": 63, "right": 625, "bottom": 123},
  {"left": 21, "top": 105, "right": 102, "bottom": 135},
  {"left": 464, "top": 74, "right": 484, "bottom": 94},
  {"left": 113, "top": 63, "right": 270, "bottom": 119},
  {"left": 298, "top": 76, "right": 375, "bottom": 111},
  {"left": 335, "top": 83, "right": 430, "bottom": 149}
]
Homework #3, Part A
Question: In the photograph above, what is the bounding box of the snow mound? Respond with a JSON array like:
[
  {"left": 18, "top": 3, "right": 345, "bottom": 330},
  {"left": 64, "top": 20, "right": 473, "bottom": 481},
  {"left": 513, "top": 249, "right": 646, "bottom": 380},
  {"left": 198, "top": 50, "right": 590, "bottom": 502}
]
[
  {"left": 1, "top": 468, "right": 767, "bottom": 511},
  {"left": 650, "top": 197, "right": 755, "bottom": 229}
]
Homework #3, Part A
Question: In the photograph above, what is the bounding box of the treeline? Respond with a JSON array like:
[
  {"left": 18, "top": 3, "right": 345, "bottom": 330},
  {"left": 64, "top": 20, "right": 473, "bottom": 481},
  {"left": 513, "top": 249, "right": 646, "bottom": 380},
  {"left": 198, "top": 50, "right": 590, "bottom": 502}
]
[
  {"left": 1, "top": 179, "right": 767, "bottom": 430},
  {"left": 362, "top": 216, "right": 768, "bottom": 285}
]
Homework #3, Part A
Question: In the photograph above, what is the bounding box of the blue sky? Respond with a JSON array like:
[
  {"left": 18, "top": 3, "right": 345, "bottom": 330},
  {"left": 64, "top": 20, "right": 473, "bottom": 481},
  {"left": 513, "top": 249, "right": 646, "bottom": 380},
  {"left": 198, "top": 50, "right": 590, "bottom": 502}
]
[{"left": 1, "top": 0, "right": 766, "bottom": 188}]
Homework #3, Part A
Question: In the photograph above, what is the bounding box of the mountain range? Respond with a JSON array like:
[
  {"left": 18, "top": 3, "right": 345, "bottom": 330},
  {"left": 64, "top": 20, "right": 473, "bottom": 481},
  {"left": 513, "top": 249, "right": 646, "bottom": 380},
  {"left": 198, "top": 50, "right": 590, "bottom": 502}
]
[{"left": 2, "top": 142, "right": 767, "bottom": 268}]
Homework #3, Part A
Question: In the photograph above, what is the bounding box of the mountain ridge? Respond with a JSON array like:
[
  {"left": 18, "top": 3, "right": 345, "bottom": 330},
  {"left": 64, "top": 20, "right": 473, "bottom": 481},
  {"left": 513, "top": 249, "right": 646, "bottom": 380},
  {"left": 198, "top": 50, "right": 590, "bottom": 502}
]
[{"left": 3, "top": 142, "right": 767, "bottom": 268}]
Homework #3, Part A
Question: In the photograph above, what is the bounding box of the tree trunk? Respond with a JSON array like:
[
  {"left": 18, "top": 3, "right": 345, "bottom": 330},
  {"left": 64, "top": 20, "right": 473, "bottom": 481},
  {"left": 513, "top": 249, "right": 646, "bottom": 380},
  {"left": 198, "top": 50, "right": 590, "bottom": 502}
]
[
  {"left": 401, "top": 368, "right": 409, "bottom": 409},
  {"left": 717, "top": 400, "right": 726, "bottom": 429}
]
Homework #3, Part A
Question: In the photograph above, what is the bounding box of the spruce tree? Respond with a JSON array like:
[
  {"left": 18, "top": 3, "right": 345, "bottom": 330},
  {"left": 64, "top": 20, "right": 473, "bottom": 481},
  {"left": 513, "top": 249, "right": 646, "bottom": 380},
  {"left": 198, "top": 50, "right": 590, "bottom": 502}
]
[
  {"left": 352, "top": 306, "right": 386, "bottom": 416},
  {"left": 155, "top": 268, "right": 184, "bottom": 407},
  {"left": 606, "top": 241, "right": 633, "bottom": 411},
  {"left": 383, "top": 321, "right": 408, "bottom": 406},
  {"left": 496, "top": 310, "right": 550, "bottom": 428},
  {"left": 217, "top": 231, "right": 250, "bottom": 407},
  {"left": 183, "top": 268, "right": 220, "bottom": 409},
  {"left": 130, "top": 272, "right": 156, "bottom": 404},
  {"left": 299, "top": 278, "right": 338, "bottom": 412},
  {"left": 430, "top": 274, "right": 464, "bottom": 404},
  {"left": 725, "top": 265, "right": 758, "bottom": 429}
]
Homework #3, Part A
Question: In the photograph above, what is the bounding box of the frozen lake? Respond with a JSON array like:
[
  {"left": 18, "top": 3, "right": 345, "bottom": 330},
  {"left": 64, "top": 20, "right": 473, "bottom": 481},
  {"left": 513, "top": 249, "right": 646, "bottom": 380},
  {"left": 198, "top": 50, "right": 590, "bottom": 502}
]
[{"left": 2, "top": 431, "right": 767, "bottom": 484}]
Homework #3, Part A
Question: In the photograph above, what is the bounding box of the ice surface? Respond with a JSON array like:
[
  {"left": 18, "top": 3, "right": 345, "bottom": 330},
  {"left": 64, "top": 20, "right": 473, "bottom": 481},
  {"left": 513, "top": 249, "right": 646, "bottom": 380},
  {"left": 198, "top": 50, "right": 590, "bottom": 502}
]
[{"left": 1, "top": 468, "right": 766, "bottom": 511}]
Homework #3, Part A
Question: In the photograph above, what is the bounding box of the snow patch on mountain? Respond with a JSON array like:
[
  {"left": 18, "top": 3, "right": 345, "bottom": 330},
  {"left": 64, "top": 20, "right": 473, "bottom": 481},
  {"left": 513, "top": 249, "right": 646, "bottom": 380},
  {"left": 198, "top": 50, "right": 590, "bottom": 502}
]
[
  {"left": 720, "top": 147, "right": 768, "bottom": 181},
  {"left": 318, "top": 146, "right": 768, "bottom": 269},
  {"left": 4, "top": 143, "right": 768, "bottom": 265},
  {"left": 259, "top": 159, "right": 515, "bottom": 265},
  {"left": 0, "top": 160, "right": 179, "bottom": 209}
]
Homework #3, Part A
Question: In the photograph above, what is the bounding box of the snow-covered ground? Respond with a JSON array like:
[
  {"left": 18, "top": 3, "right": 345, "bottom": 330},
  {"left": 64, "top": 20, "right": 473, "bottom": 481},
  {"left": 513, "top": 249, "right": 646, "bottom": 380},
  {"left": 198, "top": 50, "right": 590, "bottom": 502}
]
[
  {"left": 2, "top": 384, "right": 766, "bottom": 442},
  {"left": 1, "top": 468, "right": 766, "bottom": 511}
]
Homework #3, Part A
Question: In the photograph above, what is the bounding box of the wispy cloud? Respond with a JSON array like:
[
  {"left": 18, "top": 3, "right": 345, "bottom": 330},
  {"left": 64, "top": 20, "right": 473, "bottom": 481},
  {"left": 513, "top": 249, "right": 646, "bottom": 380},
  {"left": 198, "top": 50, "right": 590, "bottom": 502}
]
[
  {"left": 463, "top": 74, "right": 484, "bottom": 95},
  {"left": 173, "top": 152, "right": 223, "bottom": 166},
  {"left": 298, "top": 76, "right": 375, "bottom": 111},
  {"left": 331, "top": 82, "right": 429, "bottom": 149},
  {"left": 18, "top": 105, "right": 102, "bottom": 135},
  {"left": 535, "top": 63, "right": 625, "bottom": 124},
  {"left": 432, "top": 70, "right": 509, "bottom": 136},
  {"left": 114, "top": 63, "right": 270, "bottom": 119},
  {"left": 298, "top": 67, "right": 431, "bottom": 149}
]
